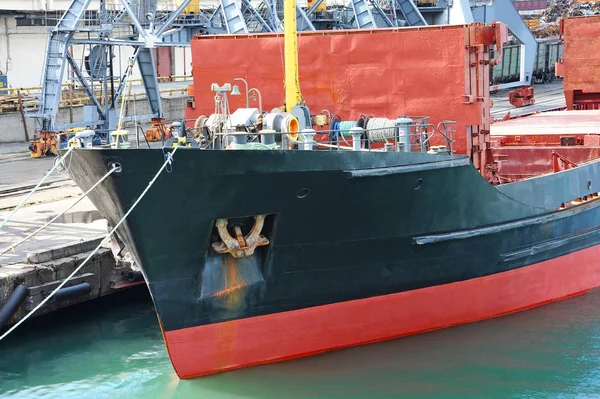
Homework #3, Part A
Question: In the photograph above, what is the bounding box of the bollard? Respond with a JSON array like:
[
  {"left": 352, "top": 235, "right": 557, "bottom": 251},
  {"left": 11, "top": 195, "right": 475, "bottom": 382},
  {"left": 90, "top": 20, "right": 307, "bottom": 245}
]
[
  {"left": 350, "top": 127, "right": 364, "bottom": 151},
  {"left": 301, "top": 129, "right": 316, "bottom": 150},
  {"left": 281, "top": 132, "right": 288, "bottom": 150},
  {"left": 171, "top": 121, "right": 183, "bottom": 138},
  {"left": 395, "top": 117, "right": 413, "bottom": 153},
  {"left": 260, "top": 129, "right": 276, "bottom": 146},
  {"left": 76, "top": 129, "right": 96, "bottom": 148},
  {"left": 231, "top": 130, "right": 248, "bottom": 149}
]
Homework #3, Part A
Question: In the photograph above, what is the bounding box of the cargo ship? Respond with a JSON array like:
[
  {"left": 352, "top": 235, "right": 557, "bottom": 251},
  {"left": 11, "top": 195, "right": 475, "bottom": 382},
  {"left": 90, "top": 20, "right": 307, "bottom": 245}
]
[{"left": 61, "top": 9, "right": 600, "bottom": 380}]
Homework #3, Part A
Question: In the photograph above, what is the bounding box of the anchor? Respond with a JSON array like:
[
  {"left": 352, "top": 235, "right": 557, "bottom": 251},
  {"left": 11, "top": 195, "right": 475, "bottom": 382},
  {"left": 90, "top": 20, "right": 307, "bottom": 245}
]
[{"left": 212, "top": 215, "right": 270, "bottom": 258}]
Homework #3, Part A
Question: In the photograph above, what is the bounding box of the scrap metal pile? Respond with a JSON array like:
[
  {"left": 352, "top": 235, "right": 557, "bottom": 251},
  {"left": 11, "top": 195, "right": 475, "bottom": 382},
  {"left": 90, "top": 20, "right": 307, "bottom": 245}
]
[{"left": 532, "top": 0, "right": 600, "bottom": 37}]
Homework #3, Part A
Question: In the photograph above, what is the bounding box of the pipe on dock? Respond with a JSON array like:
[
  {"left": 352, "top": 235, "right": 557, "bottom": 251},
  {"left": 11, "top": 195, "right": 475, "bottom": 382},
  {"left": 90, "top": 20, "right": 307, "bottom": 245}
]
[
  {"left": 50, "top": 282, "right": 92, "bottom": 303},
  {"left": 124, "top": 270, "right": 144, "bottom": 283},
  {"left": 0, "top": 285, "right": 29, "bottom": 330}
]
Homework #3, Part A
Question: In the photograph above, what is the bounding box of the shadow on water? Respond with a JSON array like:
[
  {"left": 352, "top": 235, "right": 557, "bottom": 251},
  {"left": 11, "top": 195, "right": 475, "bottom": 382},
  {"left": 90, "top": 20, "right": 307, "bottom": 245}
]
[{"left": 1, "top": 286, "right": 600, "bottom": 399}]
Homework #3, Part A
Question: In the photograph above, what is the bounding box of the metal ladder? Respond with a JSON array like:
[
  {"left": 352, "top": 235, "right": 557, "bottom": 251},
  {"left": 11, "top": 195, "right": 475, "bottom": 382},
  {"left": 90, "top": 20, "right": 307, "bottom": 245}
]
[
  {"left": 32, "top": 0, "right": 93, "bottom": 129},
  {"left": 295, "top": 3, "right": 316, "bottom": 31},
  {"left": 260, "top": 0, "right": 283, "bottom": 31},
  {"left": 137, "top": 47, "right": 163, "bottom": 118},
  {"left": 241, "top": 0, "right": 273, "bottom": 32},
  {"left": 273, "top": 0, "right": 315, "bottom": 31},
  {"left": 396, "top": 0, "right": 426, "bottom": 26},
  {"left": 368, "top": 0, "right": 395, "bottom": 27},
  {"left": 219, "top": 0, "right": 249, "bottom": 34},
  {"left": 350, "top": 0, "right": 377, "bottom": 29}
]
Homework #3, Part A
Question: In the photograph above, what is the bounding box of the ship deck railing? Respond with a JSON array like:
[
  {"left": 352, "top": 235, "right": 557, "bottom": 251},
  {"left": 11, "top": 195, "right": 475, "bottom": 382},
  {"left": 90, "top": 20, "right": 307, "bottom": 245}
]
[{"left": 206, "top": 120, "right": 456, "bottom": 155}]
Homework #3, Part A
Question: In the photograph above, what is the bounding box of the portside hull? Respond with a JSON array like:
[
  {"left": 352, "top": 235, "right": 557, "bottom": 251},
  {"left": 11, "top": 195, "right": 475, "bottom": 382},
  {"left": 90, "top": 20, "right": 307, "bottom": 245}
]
[
  {"left": 164, "top": 244, "right": 600, "bottom": 378},
  {"left": 62, "top": 148, "right": 600, "bottom": 378}
]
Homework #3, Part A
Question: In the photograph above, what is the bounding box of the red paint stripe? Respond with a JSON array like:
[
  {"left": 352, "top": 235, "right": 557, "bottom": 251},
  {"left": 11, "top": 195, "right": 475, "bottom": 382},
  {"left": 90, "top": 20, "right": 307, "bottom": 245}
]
[{"left": 164, "top": 245, "right": 600, "bottom": 379}]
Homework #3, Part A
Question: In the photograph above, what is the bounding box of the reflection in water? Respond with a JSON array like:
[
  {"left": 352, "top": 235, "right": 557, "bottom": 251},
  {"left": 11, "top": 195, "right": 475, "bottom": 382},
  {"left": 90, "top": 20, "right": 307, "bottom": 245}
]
[{"left": 1, "top": 286, "right": 600, "bottom": 398}]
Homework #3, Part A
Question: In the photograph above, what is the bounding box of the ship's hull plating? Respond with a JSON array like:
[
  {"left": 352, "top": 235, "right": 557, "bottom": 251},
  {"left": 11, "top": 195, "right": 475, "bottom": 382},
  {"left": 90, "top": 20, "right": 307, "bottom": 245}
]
[
  {"left": 165, "top": 245, "right": 600, "bottom": 378},
  {"left": 64, "top": 148, "right": 600, "bottom": 378}
]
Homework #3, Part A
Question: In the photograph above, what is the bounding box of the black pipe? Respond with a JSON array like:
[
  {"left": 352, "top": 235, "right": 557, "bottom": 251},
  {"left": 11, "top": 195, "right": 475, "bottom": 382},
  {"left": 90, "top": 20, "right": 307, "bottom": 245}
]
[
  {"left": 0, "top": 285, "right": 29, "bottom": 330},
  {"left": 51, "top": 282, "right": 92, "bottom": 303},
  {"left": 109, "top": 45, "right": 116, "bottom": 110},
  {"left": 123, "top": 270, "right": 144, "bottom": 283}
]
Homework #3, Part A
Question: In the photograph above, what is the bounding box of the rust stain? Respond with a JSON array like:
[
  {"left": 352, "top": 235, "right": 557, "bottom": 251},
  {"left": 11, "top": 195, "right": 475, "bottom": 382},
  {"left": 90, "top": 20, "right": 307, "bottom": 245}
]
[
  {"left": 211, "top": 282, "right": 249, "bottom": 298},
  {"left": 214, "top": 255, "right": 246, "bottom": 370}
]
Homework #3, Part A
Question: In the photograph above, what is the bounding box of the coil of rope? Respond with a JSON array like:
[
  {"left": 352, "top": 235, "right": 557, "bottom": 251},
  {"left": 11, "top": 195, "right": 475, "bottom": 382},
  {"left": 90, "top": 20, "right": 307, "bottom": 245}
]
[
  {"left": 338, "top": 121, "right": 357, "bottom": 137},
  {"left": 366, "top": 118, "right": 397, "bottom": 143}
]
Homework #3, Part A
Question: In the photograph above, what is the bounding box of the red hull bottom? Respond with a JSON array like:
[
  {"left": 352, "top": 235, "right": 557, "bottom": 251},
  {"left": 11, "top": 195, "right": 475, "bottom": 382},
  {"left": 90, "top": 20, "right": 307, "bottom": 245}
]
[{"left": 162, "top": 246, "right": 600, "bottom": 379}]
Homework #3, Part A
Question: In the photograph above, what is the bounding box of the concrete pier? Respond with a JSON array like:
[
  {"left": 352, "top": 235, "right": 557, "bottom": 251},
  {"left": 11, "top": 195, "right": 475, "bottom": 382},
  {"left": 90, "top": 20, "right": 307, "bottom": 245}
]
[
  {"left": 0, "top": 147, "right": 143, "bottom": 328},
  {"left": 0, "top": 80, "right": 192, "bottom": 329}
]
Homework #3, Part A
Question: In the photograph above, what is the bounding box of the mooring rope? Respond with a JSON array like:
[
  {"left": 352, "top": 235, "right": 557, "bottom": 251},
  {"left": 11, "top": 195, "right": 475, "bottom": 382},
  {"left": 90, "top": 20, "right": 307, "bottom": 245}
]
[
  {"left": 0, "top": 146, "right": 75, "bottom": 231},
  {"left": 0, "top": 146, "right": 179, "bottom": 341},
  {"left": 366, "top": 118, "right": 397, "bottom": 142},
  {"left": 0, "top": 166, "right": 119, "bottom": 257},
  {"left": 338, "top": 121, "right": 357, "bottom": 137}
]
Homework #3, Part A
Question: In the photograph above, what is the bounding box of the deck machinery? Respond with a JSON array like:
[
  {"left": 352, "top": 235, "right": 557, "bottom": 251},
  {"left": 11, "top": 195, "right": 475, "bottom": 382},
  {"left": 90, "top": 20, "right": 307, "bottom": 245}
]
[{"left": 28, "top": 0, "right": 539, "bottom": 157}]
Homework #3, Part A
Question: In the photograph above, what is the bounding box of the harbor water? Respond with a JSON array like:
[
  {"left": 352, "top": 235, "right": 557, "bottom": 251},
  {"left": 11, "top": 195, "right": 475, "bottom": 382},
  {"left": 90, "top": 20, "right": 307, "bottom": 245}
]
[{"left": 2, "top": 286, "right": 600, "bottom": 399}]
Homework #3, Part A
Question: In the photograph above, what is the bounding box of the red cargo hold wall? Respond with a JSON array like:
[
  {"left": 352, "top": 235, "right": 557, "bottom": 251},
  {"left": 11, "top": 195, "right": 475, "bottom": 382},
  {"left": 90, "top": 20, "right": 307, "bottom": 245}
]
[
  {"left": 560, "top": 16, "right": 600, "bottom": 110},
  {"left": 187, "top": 25, "right": 500, "bottom": 156}
]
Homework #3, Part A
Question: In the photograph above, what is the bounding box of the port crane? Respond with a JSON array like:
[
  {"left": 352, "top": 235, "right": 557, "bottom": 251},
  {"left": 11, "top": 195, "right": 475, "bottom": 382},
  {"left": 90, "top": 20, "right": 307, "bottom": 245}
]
[{"left": 30, "top": 0, "right": 535, "bottom": 152}]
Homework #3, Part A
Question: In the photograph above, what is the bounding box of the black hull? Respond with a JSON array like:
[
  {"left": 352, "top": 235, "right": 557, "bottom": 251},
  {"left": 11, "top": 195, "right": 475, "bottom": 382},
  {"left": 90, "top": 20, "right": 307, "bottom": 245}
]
[{"left": 63, "top": 148, "right": 600, "bottom": 331}]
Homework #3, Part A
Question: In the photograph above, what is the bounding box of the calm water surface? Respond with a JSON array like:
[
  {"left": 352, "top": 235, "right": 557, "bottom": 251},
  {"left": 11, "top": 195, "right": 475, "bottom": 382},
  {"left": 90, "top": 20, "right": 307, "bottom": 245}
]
[{"left": 2, "top": 286, "right": 600, "bottom": 399}]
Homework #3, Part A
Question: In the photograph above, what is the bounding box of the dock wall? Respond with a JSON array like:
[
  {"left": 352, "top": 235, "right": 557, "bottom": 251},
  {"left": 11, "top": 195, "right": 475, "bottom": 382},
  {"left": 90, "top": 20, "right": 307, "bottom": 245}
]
[{"left": 0, "top": 243, "right": 144, "bottom": 327}]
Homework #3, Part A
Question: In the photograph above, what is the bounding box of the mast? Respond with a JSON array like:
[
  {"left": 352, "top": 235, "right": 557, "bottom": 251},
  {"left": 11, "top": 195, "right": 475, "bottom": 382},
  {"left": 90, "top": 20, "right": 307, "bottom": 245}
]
[{"left": 284, "top": 0, "right": 303, "bottom": 112}]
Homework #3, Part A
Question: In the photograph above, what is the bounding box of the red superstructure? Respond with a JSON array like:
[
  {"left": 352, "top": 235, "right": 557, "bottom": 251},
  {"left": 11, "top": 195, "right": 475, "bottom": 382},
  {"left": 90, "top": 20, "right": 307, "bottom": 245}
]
[{"left": 186, "top": 23, "right": 507, "bottom": 180}]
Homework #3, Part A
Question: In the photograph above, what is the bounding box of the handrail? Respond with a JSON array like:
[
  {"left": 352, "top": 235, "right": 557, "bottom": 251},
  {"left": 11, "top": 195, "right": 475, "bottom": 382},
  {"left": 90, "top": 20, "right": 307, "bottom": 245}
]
[{"left": 204, "top": 122, "right": 457, "bottom": 154}]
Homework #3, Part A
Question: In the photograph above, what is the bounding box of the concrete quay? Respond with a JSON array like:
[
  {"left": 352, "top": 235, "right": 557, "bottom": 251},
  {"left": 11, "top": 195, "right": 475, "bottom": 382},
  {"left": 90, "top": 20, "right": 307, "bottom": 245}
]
[{"left": 0, "top": 157, "right": 142, "bottom": 328}]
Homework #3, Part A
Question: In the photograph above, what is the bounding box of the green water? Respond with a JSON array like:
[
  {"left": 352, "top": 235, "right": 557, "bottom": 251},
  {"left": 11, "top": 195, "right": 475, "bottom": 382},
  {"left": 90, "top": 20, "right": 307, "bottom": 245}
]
[{"left": 2, "top": 286, "right": 600, "bottom": 399}]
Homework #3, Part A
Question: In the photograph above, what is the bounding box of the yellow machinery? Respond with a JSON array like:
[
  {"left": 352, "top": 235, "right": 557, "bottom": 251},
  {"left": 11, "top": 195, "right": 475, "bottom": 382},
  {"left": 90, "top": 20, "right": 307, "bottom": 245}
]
[
  {"left": 29, "top": 132, "right": 58, "bottom": 158},
  {"left": 177, "top": 0, "right": 200, "bottom": 14},
  {"left": 145, "top": 118, "right": 171, "bottom": 142},
  {"left": 306, "top": 0, "right": 326, "bottom": 12}
]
